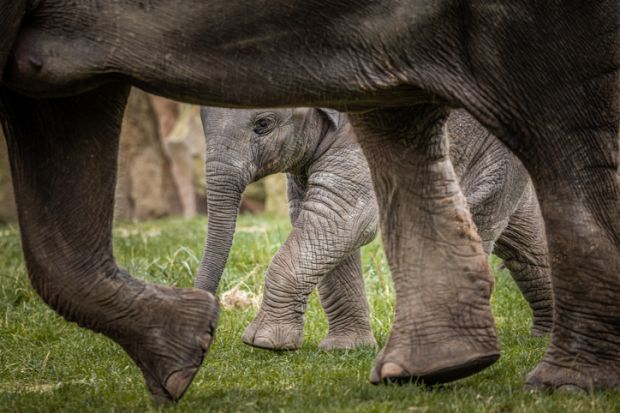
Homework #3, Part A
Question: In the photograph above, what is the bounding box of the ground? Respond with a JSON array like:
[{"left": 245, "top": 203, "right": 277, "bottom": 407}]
[{"left": 0, "top": 215, "right": 618, "bottom": 412}]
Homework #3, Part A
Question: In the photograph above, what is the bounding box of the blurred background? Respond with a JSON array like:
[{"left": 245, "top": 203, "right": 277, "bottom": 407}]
[{"left": 0, "top": 88, "right": 288, "bottom": 224}]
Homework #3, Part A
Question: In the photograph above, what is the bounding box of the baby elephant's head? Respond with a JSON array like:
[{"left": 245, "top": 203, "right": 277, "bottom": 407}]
[
  {"left": 201, "top": 107, "right": 339, "bottom": 183},
  {"left": 197, "top": 106, "right": 341, "bottom": 293}
]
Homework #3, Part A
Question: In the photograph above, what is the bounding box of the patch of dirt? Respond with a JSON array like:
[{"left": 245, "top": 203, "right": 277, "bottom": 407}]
[{"left": 221, "top": 286, "right": 260, "bottom": 310}]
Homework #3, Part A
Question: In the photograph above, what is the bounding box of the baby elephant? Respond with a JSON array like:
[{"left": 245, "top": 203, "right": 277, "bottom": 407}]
[
  {"left": 196, "top": 107, "right": 553, "bottom": 351},
  {"left": 198, "top": 107, "right": 378, "bottom": 350}
]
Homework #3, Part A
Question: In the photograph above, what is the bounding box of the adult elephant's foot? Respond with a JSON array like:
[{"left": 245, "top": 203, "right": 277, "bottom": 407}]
[
  {"left": 367, "top": 237, "right": 501, "bottom": 384},
  {"left": 319, "top": 328, "right": 377, "bottom": 350},
  {"left": 242, "top": 310, "right": 304, "bottom": 350},
  {"left": 370, "top": 330, "right": 499, "bottom": 385},
  {"left": 525, "top": 357, "right": 620, "bottom": 392},
  {"left": 524, "top": 343, "right": 620, "bottom": 392},
  {"left": 111, "top": 283, "right": 219, "bottom": 404},
  {"left": 369, "top": 291, "right": 500, "bottom": 385}
]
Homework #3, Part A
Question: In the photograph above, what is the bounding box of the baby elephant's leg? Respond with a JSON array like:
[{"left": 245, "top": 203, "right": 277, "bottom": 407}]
[
  {"left": 494, "top": 185, "right": 554, "bottom": 336},
  {"left": 317, "top": 250, "right": 376, "bottom": 350},
  {"left": 243, "top": 216, "right": 360, "bottom": 350}
]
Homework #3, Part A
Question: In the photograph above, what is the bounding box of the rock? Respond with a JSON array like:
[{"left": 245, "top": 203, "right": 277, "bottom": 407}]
[{"left": 220, "top": 285, "right": 260, "bottom": 310}]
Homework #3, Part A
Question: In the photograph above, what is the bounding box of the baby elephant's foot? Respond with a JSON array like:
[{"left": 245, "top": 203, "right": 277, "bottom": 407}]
[
  {"left": 114, "top": 285, "right": 219, "bottom": 404},
  {"left": 242, "top": 311, "right": 304, "bottom": 350},
  {"left": 319, "top": 329, "right": 377, "bottom": 350}
]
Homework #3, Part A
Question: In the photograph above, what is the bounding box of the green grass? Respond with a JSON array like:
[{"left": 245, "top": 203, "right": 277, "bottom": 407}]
[{"left": 0, "top": 215, "right": 618, "bottom": 412}]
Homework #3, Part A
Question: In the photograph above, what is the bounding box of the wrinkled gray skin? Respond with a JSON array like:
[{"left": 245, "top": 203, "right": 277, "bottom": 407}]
[
  {"left": 448, "top": 112, "right": 553, "bottom": 338},
  {"left": 198, "top": 107, "right": 379, "bottom": 350},
  {"left": 197, "top": 107, "right": 552, "bottom": 351},
  {"left": 1, "top": 0, "right": 619, "bottom": 403}
]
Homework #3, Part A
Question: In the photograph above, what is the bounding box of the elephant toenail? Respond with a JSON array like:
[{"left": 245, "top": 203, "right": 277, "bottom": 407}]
[
  {"left": 381, "top": 362, "right": 409, "bottom": 379},
  {"left": 165, "top": 368, "right": 197, "bottom": 401},
  {"left": 557, "top": 384, "right": 586, "bottom": 394},
  {"left": 369, "top": 367, "right": 381, "bottom": 384},
  {"left": 199, "top": 333, "right": 213, "bottom": 350}
]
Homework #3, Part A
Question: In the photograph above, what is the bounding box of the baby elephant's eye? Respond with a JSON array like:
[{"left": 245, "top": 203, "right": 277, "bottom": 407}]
[{"left": 253, "top": 114, "right": 277, "bottom": 135}]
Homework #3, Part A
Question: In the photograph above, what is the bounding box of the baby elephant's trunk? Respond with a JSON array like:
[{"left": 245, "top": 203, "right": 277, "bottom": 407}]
[{"left": 195, "top": 162, "right": 249, "bottom": 293}]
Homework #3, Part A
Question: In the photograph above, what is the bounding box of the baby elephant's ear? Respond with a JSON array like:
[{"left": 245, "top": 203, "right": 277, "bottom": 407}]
[{"left": 317, "top": 108, "right": 342, "bottom": 131}]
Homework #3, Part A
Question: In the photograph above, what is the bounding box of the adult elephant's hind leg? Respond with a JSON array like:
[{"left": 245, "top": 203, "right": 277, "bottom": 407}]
[
  {"left": 0, "top": 86, "right": 219, "bottom": 404},
  {"left": 351, "top": 105, "right": 499, "bottom": 385},
  {"left": 519, "top": 124, "right": 620, "bottom": 392}
]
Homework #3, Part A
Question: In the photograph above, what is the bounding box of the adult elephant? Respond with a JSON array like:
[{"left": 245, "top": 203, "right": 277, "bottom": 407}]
[{"left": 1, "top": 0, "right": 618, "bottom": 403}]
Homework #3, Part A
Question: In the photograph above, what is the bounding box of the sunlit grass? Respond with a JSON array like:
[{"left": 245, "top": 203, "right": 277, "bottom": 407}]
[{"left": 0, "top": 215, "right": 618, "bottom": 412}]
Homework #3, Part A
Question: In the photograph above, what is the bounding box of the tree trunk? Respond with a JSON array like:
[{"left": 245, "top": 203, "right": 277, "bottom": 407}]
[
  {"left": 0, "top": 128, "right": 16, "bottom": 223},
  {"left": 115, "top": 89, "right": 183, "bottom": 221},
  {"left": 157, "top": 103, "right": 206, "bottom": 217}
]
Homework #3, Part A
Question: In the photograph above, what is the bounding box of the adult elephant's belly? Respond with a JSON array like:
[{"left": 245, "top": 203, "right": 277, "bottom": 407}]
[{"left": 2, "top": 18, "right": 426, "bottom": 111}]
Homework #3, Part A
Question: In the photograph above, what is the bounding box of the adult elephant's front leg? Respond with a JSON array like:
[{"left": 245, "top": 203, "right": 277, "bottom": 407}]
[
  {"left": 351, "top": 105, "right": 499, "bottom": 385},
  {"left": 0, "top": 86, "right": 219, "bottom": 404}
]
